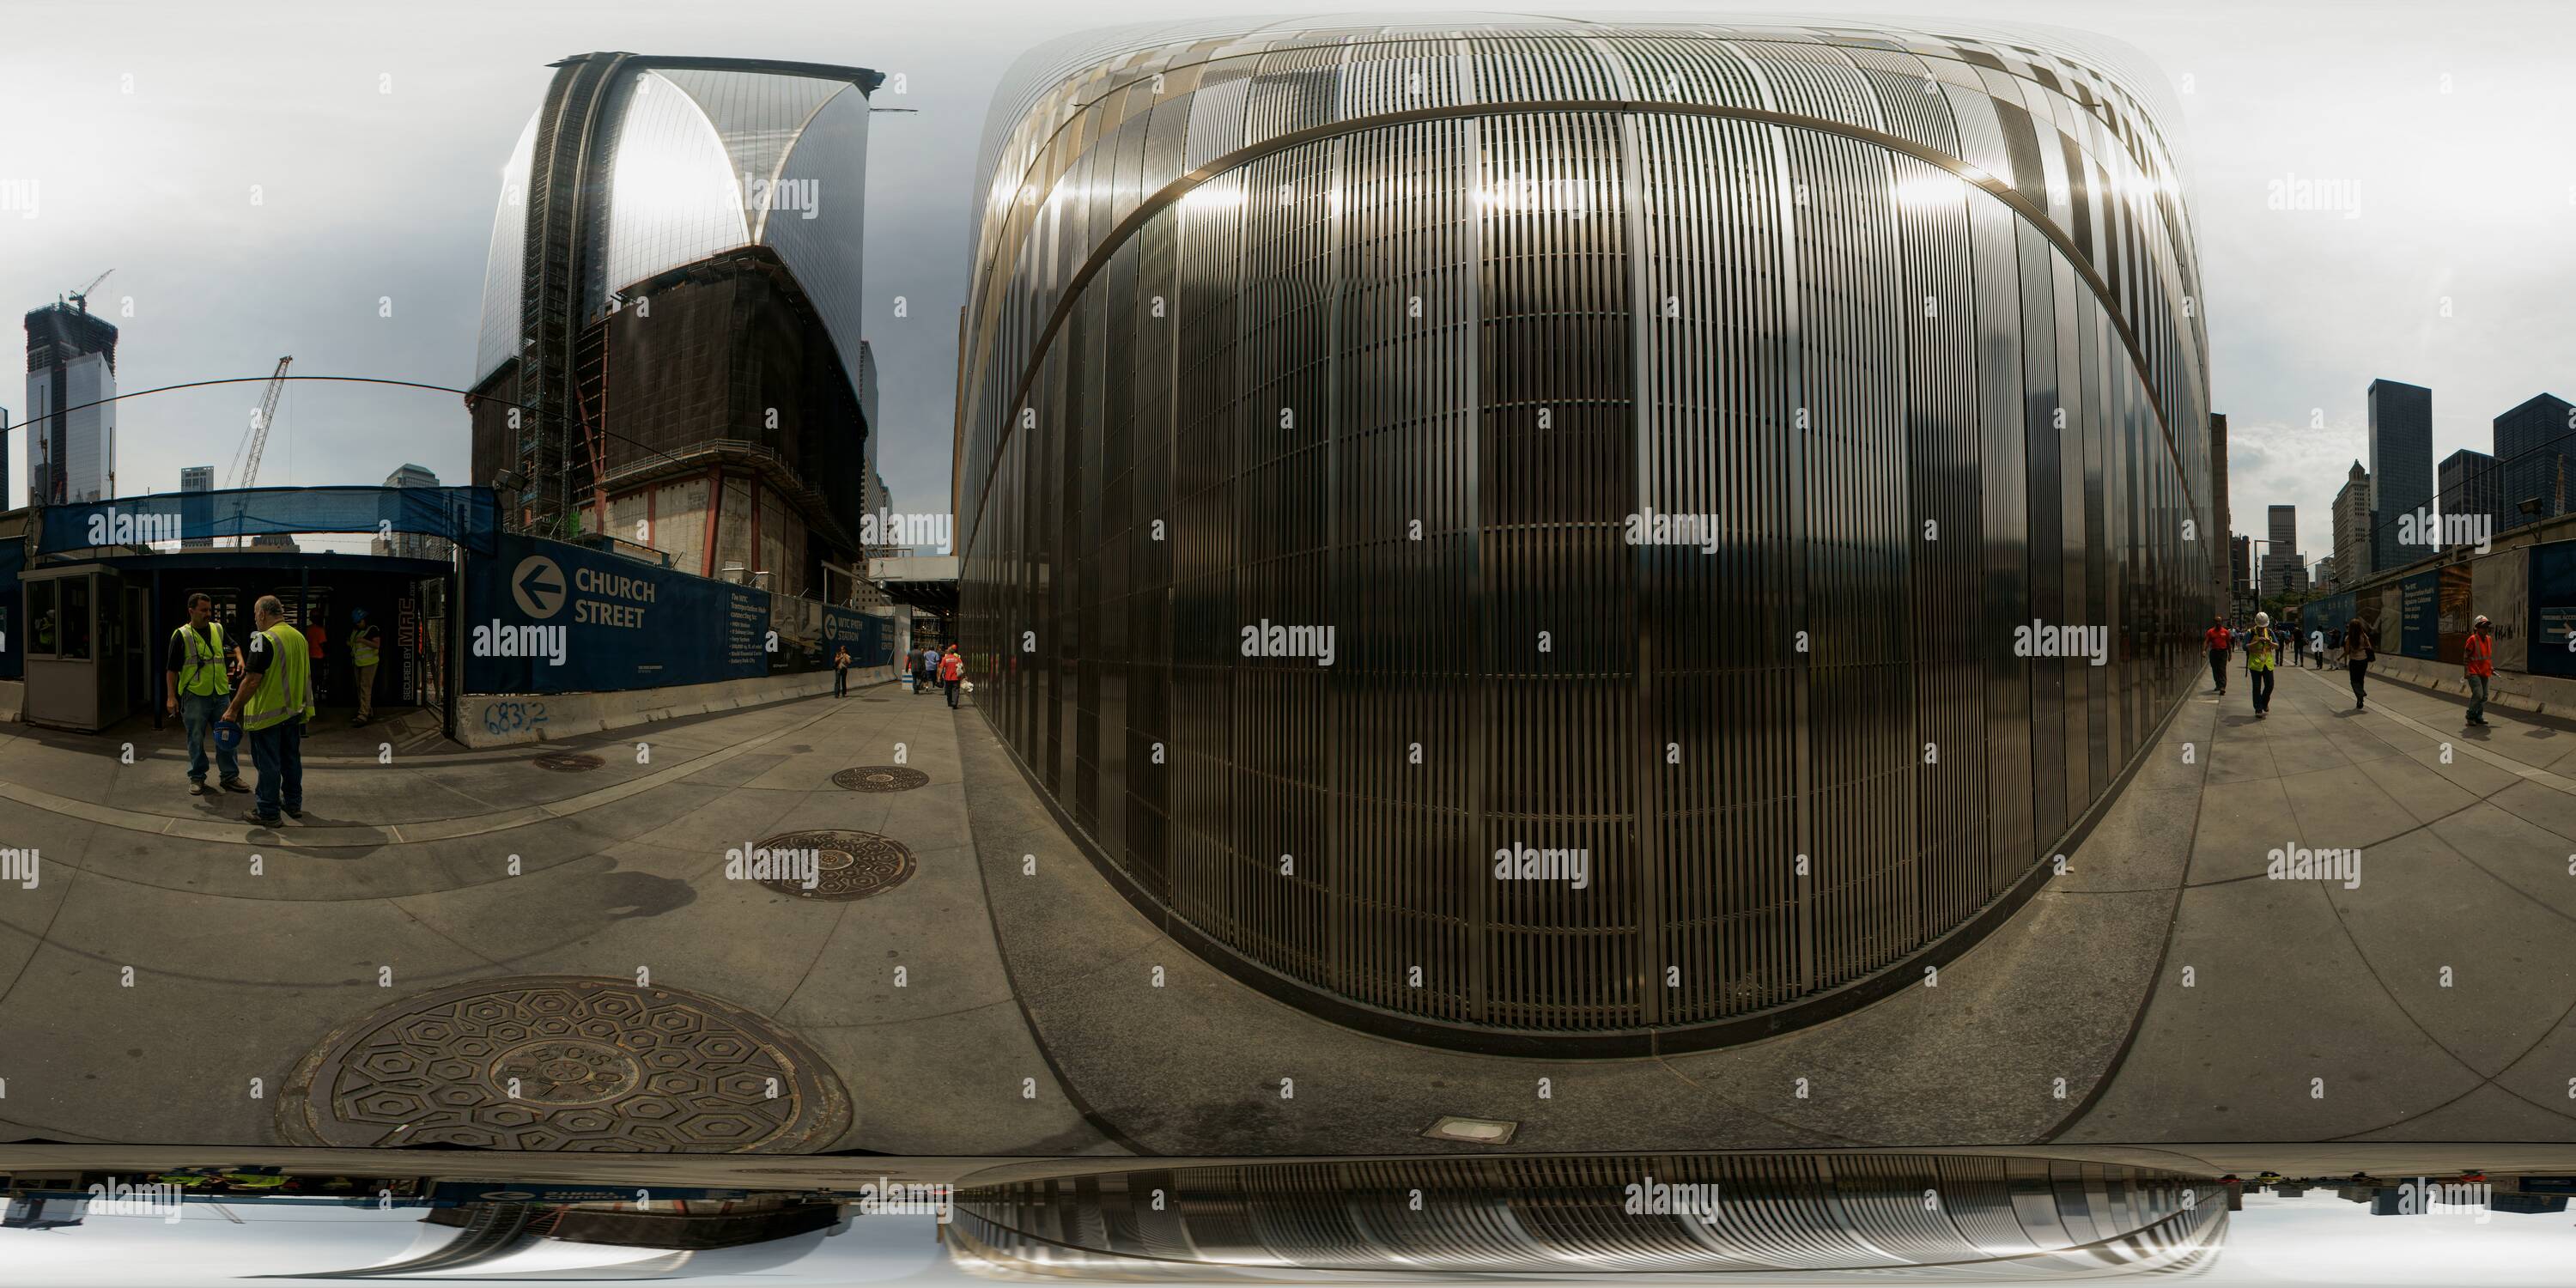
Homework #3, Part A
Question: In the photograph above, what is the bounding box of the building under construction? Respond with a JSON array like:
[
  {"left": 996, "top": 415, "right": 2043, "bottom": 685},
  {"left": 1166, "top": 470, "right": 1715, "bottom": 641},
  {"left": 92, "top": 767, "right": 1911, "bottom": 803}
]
[
  {"left": 23, "top": 298, "right": 118, "bottom": 507},
  {"left": 466, "top": 52, "right": 885, "bottom": 604}
]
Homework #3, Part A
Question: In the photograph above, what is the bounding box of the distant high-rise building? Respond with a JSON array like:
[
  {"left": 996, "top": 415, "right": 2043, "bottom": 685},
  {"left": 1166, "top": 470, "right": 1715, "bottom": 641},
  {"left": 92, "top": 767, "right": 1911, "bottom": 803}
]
[
  {"left": 2333, "top": 461, "right": 2372, "bottom": 586},
  {"left": 2313, "top": 555, "right": 2337, "bottom": 592},
  {"left": 2230, "top": 534, "right": 2253, "bottom": 604},
  {"left": 2263, "top": 505, "right": 2300, "bottom": 595},
  {"left": 376, "top": 463, "right": 447, "bottom": 562},
  {"left": 2210, "top": 413, "right": 2231, "bottom": 611},
  {"left": 2494, "top": 392, "right": 2573, "bottom": 532},
  {"left": 2436, "top": 447, "right": 2502, "bottom": 551},
  {"left": 2367, "top": 379, "right": 2433, "bottom": 574},
  {"left": 179, "top": 465, "right": 215, "bottom": 549},
  {"left": 24, "top": 301, "right": 118, "bottom": 506}
]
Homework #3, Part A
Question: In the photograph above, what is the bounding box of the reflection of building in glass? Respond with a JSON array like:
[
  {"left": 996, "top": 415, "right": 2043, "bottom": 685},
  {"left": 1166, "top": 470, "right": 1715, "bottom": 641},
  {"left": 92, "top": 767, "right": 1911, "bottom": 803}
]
[
  {"left": 945, "top": 1154, "right": 2227, "bottom": 1279},
  {"left": 468, "top": 53, "right": 884, "bottom": 599},
  {"left": 24, "top": 301, "right": 118, "bottom": 506},
  {"left": 955, "top": 15, "right": 2215, "bottom": 1051}
]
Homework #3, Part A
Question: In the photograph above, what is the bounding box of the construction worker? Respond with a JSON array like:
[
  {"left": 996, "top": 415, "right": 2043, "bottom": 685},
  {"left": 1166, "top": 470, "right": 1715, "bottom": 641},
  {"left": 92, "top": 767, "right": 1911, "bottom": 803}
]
[
  {"left": 2464, "top": 613, "right": 2495, "bottom": 726},
  {"left": 305, "top": 613, "right": 330, "bottom": 706},
  {"left": 348, "top": 608, "right": 383, "bottom": 727},
  {"left": 222, "top": 594, "right": 316, "bottom": 828},
  {"left": 166, "top": 591, "right": 249, "bottom": 797}
]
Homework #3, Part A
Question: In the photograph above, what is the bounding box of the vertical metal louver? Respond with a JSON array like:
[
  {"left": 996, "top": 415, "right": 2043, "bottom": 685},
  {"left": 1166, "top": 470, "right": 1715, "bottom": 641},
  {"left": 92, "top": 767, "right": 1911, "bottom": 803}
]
[{"left": 956, "top": 18, "right": 2214, "bottom": 1054}]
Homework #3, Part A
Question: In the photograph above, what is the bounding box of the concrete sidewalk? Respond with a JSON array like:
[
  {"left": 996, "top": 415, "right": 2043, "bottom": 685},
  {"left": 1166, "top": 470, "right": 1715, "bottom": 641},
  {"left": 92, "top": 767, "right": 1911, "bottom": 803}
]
[
  {"left": 0, "top": 678, "right": 1117, "bottom": 1155},
  {"left": 6, "top": 652, "right": 2573, "bottom": 1155},
  {"left": 2063, "top": 659, "right": 2576, "bottom": 1143}
]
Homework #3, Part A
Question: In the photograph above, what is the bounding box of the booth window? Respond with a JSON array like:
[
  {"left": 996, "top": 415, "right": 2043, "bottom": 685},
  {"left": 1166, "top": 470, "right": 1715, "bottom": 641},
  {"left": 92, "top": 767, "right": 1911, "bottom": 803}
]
[
  {"left": 59, "top": 578, "right": 93, "bottom": 660},
  {"left": 27, "top": 580, "right": 54, "bottom": 657}
]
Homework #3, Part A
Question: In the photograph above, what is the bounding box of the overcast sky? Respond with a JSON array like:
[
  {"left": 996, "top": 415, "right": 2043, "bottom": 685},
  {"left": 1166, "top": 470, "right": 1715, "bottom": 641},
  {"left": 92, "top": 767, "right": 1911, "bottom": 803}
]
[{"left": 3, "top": 0, "right": 2573, "bottom": 561}]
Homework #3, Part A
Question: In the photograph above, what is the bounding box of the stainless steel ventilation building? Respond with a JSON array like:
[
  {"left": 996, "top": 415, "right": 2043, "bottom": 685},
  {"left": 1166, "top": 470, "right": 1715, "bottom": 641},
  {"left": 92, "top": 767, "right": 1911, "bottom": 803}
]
[{"left": 954, "top": 15, "right": 2215, "bottom": 1053}]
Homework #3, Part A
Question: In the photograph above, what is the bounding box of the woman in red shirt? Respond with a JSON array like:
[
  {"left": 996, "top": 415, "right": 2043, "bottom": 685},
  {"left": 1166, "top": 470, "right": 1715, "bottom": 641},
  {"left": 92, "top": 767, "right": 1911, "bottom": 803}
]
[{"left": 939, "top": 645, "right": 965, "bottom": 709}]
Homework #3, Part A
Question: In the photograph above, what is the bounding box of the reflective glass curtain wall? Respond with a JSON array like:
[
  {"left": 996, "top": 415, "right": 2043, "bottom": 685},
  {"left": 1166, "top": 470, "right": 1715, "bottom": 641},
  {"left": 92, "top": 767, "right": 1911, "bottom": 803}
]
[{"left": 956, "top": 17, "right": 2214, "bottom": 1051}]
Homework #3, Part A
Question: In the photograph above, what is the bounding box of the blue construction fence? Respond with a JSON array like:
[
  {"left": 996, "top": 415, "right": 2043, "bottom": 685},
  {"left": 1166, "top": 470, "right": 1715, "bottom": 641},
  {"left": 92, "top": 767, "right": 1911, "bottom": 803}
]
[
  {"left": 37, "top": 484, "right": 497, "bottom": 556},
  {"left": 2300, "top": 539, "right": 2575, "bottom": 675},
  {"left": 461, "top": 532, "right": 891, "bottom": 695}
]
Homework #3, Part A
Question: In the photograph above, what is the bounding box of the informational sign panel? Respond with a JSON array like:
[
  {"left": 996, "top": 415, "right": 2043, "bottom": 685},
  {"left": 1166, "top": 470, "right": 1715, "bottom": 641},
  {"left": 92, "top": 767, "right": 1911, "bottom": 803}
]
[
  {"left": 2470, "top": 548, "right": 2529, "bottom": 672},
  {"left": 464, "top": 533, "right": 770, "bottom": 694},
  {"left": 2530, "top": 542, "right": 2576, "bottom": 677},
  {"left": 2399, "top": 572, "right": 2440, "bottom": 659},
  {"left": 822, "top": 605, "right": 891, "bottom": 665}
]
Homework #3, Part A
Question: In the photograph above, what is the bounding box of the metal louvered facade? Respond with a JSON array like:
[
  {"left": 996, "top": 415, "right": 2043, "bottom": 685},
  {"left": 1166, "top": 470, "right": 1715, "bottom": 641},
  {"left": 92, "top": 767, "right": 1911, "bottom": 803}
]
[
  {"left": 943, "top": 1153, "right": 2227, "bottom": 1280},
  {"left": 955, "top": 15, "right": 2215, "bottom": 1053}
]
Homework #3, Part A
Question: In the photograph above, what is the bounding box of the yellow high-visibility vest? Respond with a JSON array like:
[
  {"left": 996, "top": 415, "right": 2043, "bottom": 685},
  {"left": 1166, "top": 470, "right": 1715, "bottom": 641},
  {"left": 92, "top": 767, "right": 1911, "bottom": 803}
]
[
  {"left": 244, "top": 623, "right": 315, "bottom": 731},
  {"left": 173, "top": 622, "right": 232, "bottom": 696}
]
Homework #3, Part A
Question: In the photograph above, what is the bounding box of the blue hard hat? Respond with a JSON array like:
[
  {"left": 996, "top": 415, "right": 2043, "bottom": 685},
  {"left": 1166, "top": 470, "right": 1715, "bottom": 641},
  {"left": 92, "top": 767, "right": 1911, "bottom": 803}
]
[
  {"left": 215, "top": 719, "right": 244, "bottom": 750},
  {"left": 352, "top": 608, "right": 368, "bottom": 622}
]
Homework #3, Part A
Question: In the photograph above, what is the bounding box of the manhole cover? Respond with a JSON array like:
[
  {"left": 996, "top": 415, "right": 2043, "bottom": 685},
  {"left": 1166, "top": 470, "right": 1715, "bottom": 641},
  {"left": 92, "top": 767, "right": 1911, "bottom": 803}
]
[
  {"left": 532, "top": 751, "right": 603, "bottom": 772},
  {"left": 832, "top": 765, "right": 928, "bottom": 793},
  {"left": 752, "top": 829, "right": 915, "bottom": 901},
  {"left": 278, "top": 977, "right": 850, "bottom": 1151}
]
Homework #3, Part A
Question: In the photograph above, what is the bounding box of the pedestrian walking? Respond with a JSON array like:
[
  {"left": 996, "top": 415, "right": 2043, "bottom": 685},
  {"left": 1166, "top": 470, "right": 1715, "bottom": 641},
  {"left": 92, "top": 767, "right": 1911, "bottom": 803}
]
[
  {"left": 834, "top": 644, "right": 852, "bottom": 697},
  {"left": 305, "top": 614, "right": 330, "bottom": 707},
  {"left": 2345, "top": 615, "right": 2374, "bottom": 710},
  {"left": 2246, "top": 611, "right": 2277, "bottom": 718},
  {"left": 2309, "top": 626, "right": 2325, "bottom": 669},
  {"left": 919, "top": 646, "right": 939, "bottom": 696},
  {"left": 166, "top": 592, "right": 250, "bottom": 798},
  {"left": 347, "top": 609, "right": 383, "bottom": 727},
  {"left": 222, "top": 594, "right": 316, "bottom": 828},
  {"left": 939, "top": 643, "right": 964, "bottom": 709},
  {"left": 2204, "top": 616, "right": 2231, "bottom": 694},
  {"left": 2464, "top": 613, "right": 2495, "bottom": 726}
]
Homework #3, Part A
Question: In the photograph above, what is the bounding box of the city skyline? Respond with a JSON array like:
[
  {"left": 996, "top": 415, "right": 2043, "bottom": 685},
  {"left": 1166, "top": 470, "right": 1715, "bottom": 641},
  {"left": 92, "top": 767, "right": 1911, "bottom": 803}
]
[{"left": 3, "top": 0, "right": 2570, "bottom": 531}]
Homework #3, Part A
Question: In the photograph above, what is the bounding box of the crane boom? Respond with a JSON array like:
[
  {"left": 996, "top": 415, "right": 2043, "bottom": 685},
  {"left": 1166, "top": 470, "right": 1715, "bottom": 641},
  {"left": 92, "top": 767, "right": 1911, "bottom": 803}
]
[
  {"left": 234, "top": 356, "right": 292, "bottom": 490},
  {"left": 67, "top": 269, "right": 112, "bottom": 313}
]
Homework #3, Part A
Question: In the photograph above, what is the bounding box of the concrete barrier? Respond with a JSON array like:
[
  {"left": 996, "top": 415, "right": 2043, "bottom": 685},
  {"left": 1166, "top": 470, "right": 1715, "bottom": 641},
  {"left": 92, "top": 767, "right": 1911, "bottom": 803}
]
[
  {"left": 2360, "top": 653, "right": 2576, "bottom": 721},
  {"left": 459, "top": 665, "right": 899, "bottom": 748}
]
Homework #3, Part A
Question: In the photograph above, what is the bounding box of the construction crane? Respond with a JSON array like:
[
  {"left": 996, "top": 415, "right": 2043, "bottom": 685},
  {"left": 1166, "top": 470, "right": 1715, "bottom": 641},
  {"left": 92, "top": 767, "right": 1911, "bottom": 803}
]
[
  {"left": 228, "top": 355, "right": 293, "bottom": 491},
  {"left": 65, "top": 269, "right": 112, "bottom": 313}
]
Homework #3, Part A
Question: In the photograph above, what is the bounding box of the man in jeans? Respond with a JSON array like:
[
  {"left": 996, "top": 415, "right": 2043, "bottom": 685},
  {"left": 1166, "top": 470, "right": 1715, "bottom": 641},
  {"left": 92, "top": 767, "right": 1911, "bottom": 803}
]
[
  {"left": 222, "top": 594, "right": 316, "bottom": 828},
  {"left": 2464, "top": 614, "right": 2495, "bottom": 726},
  {"left": 2203, "top": 616, "right": 2232, "bottom": 694},
  {"left": 165, "top": 592, "right": 250, "bottom": 798}
]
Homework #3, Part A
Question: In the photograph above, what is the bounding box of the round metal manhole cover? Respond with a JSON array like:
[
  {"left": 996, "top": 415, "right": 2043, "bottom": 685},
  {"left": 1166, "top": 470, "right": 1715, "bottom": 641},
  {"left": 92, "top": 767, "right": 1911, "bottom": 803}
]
[
  {"left": 278, "top": 977, "right": 850, "bottom": 1152},
  {"left": 831, "top": 765, "right": 928, "bottom": 793},
  {"left": 752, "top": 829, "right": 915, "bottom": 902},
  {"left": 532, "top": 751, "right": 604, "bottom": 772}
]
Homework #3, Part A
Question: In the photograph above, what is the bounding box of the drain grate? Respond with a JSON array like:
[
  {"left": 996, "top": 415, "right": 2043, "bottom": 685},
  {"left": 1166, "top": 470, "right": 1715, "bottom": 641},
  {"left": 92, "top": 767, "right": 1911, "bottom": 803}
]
[
  {"left": 751, "top": 829, "right": 915, "bottom": 902},
  {"left": 532, "top": 751, "right": 604, "bottom": 773},
  {"left": 832, "top": 765, "right": 928, "bottom": 793}
]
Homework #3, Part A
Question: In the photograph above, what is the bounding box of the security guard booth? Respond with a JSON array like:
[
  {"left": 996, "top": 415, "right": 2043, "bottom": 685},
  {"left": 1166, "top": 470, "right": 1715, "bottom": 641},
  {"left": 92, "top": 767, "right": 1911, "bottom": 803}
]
[{"left": 21, "top": 561, "right": 143, "bottom": 732}]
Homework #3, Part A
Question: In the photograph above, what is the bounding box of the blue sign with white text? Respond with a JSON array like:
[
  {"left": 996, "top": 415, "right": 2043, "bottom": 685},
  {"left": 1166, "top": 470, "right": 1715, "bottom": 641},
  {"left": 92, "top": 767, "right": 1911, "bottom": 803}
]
[{"left": 464, "top": 533, "right": 770, "bottom": 694}]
